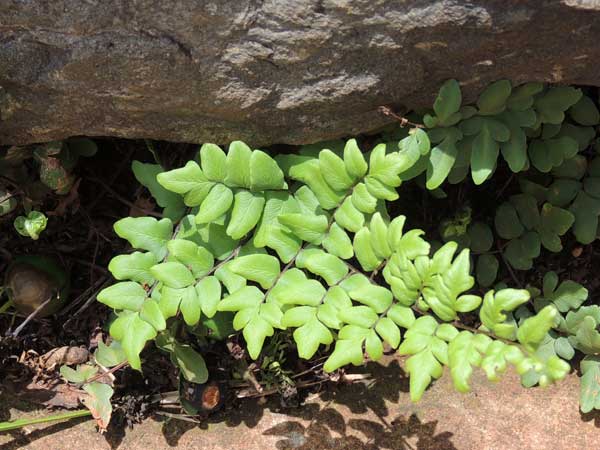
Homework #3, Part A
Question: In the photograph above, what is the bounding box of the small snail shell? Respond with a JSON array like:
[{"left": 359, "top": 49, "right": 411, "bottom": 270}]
[{"left": 5, "top": 262, "right": 60, "bottom": 317}]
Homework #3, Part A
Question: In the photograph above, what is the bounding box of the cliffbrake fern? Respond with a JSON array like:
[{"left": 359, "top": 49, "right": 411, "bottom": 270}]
[
  {"left": 99, "top": 138, "right": 571, "bottom": 404},
  {"left": 97, "top": 79, "right": 600, "bottom": 412}
]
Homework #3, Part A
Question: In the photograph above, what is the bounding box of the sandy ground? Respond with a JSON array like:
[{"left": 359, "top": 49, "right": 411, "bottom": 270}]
[{"left": 1, "top": 354, "right": 599, "bottom": 450}]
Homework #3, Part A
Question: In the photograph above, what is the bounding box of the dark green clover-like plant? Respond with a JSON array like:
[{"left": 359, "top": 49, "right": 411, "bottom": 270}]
[{"left": 402, "top": 79, "right": 598, "bottom": 190}]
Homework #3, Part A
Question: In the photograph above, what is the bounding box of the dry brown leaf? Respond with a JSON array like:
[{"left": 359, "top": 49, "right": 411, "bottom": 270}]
[
  {"left": 80, "top": 382, "right": 113, "bottom": 432},
  {"left": 48, "top": 178, "right": 81, "bottom": 216},
  {"left": 41, "top": 346, "right": 90, "bottom": 370}
]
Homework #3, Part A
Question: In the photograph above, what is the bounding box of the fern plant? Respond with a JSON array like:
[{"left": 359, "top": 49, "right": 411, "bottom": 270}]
[{"left": 97, "top": 138, "right": 571, "bottom": 406}]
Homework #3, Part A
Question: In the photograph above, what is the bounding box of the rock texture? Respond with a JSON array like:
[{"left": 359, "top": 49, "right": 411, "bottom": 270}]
[{"left": 1, "top": 1, "right": 600, "bottom": 146}]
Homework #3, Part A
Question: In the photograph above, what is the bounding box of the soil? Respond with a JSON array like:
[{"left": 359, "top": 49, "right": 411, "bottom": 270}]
[{"left": 1, "top": 354, "right": 599, "bottom": 450}]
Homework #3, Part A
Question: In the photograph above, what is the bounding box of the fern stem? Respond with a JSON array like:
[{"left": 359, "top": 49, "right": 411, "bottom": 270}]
[
  {"left": 450, "top": 320, "right": 521, "bottom": 347},
  {"left": 201, "top": 245, "right": 242, "bottom": 280},
  {"left": 147, "top": 214, "right": 188, "bottom": 297},
  {"left": 264, "top": 245, "right": 304, "bottom": 299},
  {"left": 266, "top": 186, "right": 357, "bottom": 300}
]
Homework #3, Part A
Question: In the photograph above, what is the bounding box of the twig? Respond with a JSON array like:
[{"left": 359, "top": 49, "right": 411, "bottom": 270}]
[
  {"left": 88, "top": 177, "right": 163, "bottom": 218},
  {"left": 263, "top": 248, "right": 303, "bottom": 299},
  {"left": 495, "top": 173, "right": 515, "bottom": 200},
  {"left": 90, "top": 230, "right": 101, "bottom": 286},
  {"left": 201, "top": 246, "right": 242, "bottom": 280},
  {"left": 497, "top": 241, "right": 522, "bottom": 288},
  {"left": 0, "top": 192, "right": 21, "bottom": 204},
  {"left": 378, "top": 106, "right": 424, "bottom": 128},
  {"left": 450, "top": 320, "right": 519, "bottom": 346},
  {"left": 237, "top": 379, "right": 326, "bottom": 399},
  {"left": 291, "top": 359, "right": 327, "bottom": 379},
  {"left": 344, "top": 261, "right": 362, "bottom": 275},
  {"left": 145, "top": 140, "right": 162, "bottom": 166},
  {"left": 64, "top": 257, "right": 109, "bottom": 275},
  {"left": 369, "top": 260, "right": 386, "bottom": 281},
  {"left": 242, "top": 364, "right": 263, "bottom": 393},
  {"left": 10, "top": 297, "right": 52, "bottom": 337},
  {"left": 61, "top": 277, "right": 111, "bottom": 325},
  {"left": 85, "top": 145, "right": 135, "bottom": 212},
  {"left": 0, "top": 174, "right": 22, "bottom": 190},
  {"left": 153, "top": 411, "right": 202, "bottom": 424},
  {"left": 84, "top": 361, "right": 129, "bottom": 384}
]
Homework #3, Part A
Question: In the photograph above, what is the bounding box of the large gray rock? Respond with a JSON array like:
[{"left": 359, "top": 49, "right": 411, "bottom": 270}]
[{"left": 1, "top": 1, "right": 600, "bottom": 147}]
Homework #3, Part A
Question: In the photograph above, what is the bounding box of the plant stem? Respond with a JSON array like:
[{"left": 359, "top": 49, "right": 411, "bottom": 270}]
[
  {"left": 0, "top": 409, "right": 91, "bottom": 432},
  {"left": 147, "top": 217, "right": 189, "bottom": 297},
  {"left": 450, "top": 320, "right": 521, "bottom": 347},
  {"left": 0, "top": 299, "right": 13, "bottom": 314},
  {"left": 378, "top": 106, "right": 424, "bottom": 128},
  {"left": 88, "top": 177, "right": 163, "bottom": 218},
  {"left": 496, "top": 241, "right": 522, "bottom": 288},
  {"left": 85, "top": 360, "right": 129, "bottom": 384}
]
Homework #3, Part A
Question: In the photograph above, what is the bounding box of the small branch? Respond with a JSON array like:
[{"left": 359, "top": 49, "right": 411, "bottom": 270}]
[
  {"left": 147, "top": 217, "right": 192, "bottom": 296},
  {"left": 407, "top": 303, "right": 525, "bottom": 349},
  {"left": 89, "top": 177, "right": 163, "bottom": 218},
  {"left": 153, "top": 411, "right": 202, "bottom": 424},
  {"left": 236, "top": 379, "right": 326, "bottom": 399},
  {"left": 0, "top": 192, "right": 21, "bottom": 204},
  {"left": 495, "top": 173, "right": 515, "bottom": 201},
  {"left": 369, "top": 260, "right": 386, "bottom": 281},
  {"left": 10, "top": 297, "right": 52, "bottom": 337},
  {"left": 61, "top": 277, "right": 111, "bottom": 326},
  {"left": 65, "top": 257, "right": 109, "bottom": 275},
  {"left": 86, "top": 145, "right": 136, "bottom": 212},
  {"left": 263, "top": 249, "right": 302, "bottom": 299},
  {"left": 496, "top": 241, "right": 522, "bottom": 288},
  {"left": 292, "top": 359, "right": 327, "bottom": 379},
  {"left": 242, "top": 364, "right": 263, "bottom": 394},
  {"left": 378, "top": 106, "right": 424, "bottom": 128},
  {"left": 84, "top": 361, "right": 129, "bottom": 384},
  {"left": 193, "top": 245, "right": 242, "bottom": 287},
  {"left": 0, "top": 174, "right": 22, "bottom": 190},
  {"left": 344, "top": 261, "right": 362, "bottom": 275}
]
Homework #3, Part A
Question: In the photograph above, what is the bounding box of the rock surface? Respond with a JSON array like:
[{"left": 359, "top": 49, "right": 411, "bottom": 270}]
[
  {"left": 1, "top": 1, "right": 600, "bottom": 146},
  {"left": 1, "top": 355, "right": 599, "bottom": 450}
]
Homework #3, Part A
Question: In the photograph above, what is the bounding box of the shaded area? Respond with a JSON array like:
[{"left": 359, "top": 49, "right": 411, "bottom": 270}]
[
  {"left": 2, "top": 136, "right": 600, "bottom": 449},
  {"left": 2, "top": 354, "right": 599, "bottom": 449}
]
